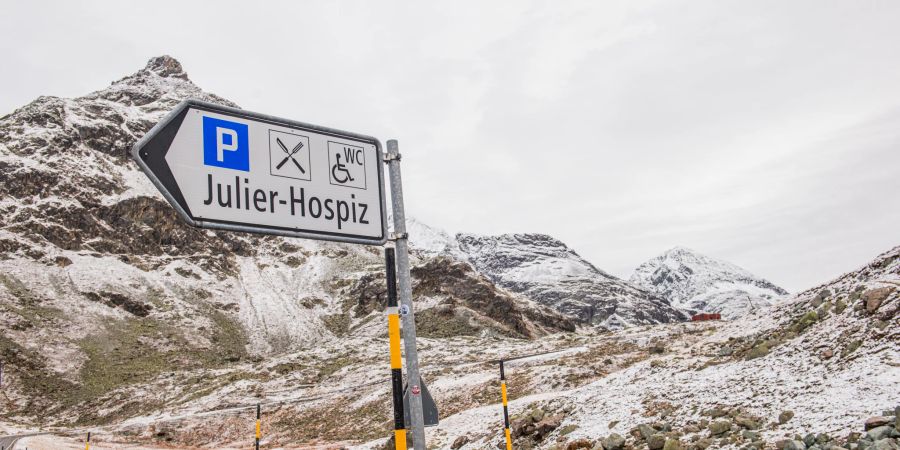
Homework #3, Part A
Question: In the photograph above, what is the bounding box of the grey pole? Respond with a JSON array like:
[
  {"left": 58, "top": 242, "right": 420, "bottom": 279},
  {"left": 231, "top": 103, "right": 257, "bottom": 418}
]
[{"left": 385, "top": 139, "right": 426, "bottom": 449}]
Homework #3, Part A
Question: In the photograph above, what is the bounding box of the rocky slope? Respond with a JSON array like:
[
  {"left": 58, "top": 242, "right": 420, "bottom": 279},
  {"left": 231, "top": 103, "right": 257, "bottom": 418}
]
[
  {"left": 630, "top": 246, "right": 788, "bottom": 319},
  {"left": 383, "top": 245, "right": 897, "bottom": 450},
  {"left": 457, "top": 233, "right": 688, "bottom": 328}
]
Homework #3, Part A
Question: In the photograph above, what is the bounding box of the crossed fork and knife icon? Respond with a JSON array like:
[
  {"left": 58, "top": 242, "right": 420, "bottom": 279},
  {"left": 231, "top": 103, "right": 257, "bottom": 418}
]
[{"left": 275, "top": 137, "right": 305, "bottom": 173}]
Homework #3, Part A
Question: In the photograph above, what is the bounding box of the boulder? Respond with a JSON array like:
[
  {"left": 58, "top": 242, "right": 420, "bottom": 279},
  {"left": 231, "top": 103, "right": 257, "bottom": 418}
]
[
  {"left": 566, "top": 439, "right": 594, "bottom": 450},
  {"left": 603, "top": 433, "right": 626, "bottom": 450},
  {"left": 663, "top": 438, "right": 681, "bottom": 450},
  {"left": 704, "top": 407, "right": 729, "bottom": 418},
  {"left": 742, "top": 431, "right": 762, "bottom": 441},
  {"left": 872, "top": 440, "right": 900, "bottom": 450},
  {"left": 639, "top": 424, "right": 658, "bottom": 441},
  {"left": 535, "top": 415, "right": 564, "bottom": 438},
  {"left": 866, "top": 426, "right": 895, "bottom": 441},
  {"left": 863, "top": 287, "right": 894, "bottom": 313},
  {"left": 784, "top": 440, "right": 807, "bottom": 450},
  {"left": 709, "top": 420, "right": 731, "bottom": 436},
  {"left": 865, "top": 417, "right": 893, "bottom": 430},
  {"left": 648, "top": 434, "right": 667, "bottom": 450},
  {"left": 804, "top": 434, "right": 817, "bottom": 447},
  {"left": 735, "top": 416, "right": 760, "bottom": 430}
]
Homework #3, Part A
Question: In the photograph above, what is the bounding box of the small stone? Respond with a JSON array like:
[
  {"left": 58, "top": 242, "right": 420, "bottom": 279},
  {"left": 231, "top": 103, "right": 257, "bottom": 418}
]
[
  {"left": 451, "top": 435, "right": 469, "bottom": 449},
  {"left": 531, "top": 408, "right": 546, "bottom": 422},
  {"left": 779, "top": 411, "right": 795, "bottom": 424},
  {"left": 709, "top": 421, "right": 731, "bottom": 436},
  {"left": 865, "top": 417, "right": 892, "bottom": 431},
  {"left": 816, "top": 434, "right": 831, "bottom": 445},
  {"left": 695, "top": 438, "right": 714, "bottom": 449},
  {"left": 785, "top": 440, "right": 807, "bottom": 450},
  {"left": 718, "top": 346, "right": 734, "bottom": 357},
  {"left": 603, "top": 433, "right": 626, "bottom": 450},
  {"left": 685, "top": 425, "right": 701, "bottom": 434},
  {"left": 820, "top": 348, "right": 834, "bottom": 359},
  {"left": 609, "top": 420, "right": 620, "bottom": 429}
]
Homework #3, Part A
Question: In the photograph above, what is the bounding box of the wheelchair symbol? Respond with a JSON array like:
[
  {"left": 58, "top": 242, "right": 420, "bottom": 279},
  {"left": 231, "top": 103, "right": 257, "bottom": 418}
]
[{"left": 331, "top": 153, "right": 355, "bottom": 184}]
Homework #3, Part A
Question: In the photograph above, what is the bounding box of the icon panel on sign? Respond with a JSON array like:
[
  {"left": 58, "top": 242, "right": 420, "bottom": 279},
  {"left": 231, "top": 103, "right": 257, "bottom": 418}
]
[
  {"left": 327, "top": 141, "right": 366, "bottom": 189},
  {"left": 269, "top": 130, "right": 311, "bottom": 181}
]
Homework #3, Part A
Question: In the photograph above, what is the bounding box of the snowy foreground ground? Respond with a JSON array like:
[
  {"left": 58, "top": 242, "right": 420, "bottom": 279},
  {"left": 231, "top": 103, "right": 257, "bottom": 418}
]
[{"left": 4, "top": 300, "right": 897, "bottom": 450}]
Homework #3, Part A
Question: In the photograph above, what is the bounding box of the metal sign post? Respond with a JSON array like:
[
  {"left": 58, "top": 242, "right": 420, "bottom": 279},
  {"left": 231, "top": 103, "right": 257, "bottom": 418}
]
[
  {"left": 385, "top": 248, "right": 407, "bottom": 449},
  {"left": 384, "top": 140, "right": 426, "bottom": 449}
]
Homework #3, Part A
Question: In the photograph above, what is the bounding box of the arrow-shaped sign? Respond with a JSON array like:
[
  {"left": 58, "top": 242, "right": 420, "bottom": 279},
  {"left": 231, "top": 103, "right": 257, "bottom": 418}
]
[{"left": 131, "top": 100, "right": 387, "bottom": 245}]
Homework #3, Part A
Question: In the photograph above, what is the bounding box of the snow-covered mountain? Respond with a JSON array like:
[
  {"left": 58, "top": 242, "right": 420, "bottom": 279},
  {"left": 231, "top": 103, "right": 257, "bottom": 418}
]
[
  {"left": 0, "top": 56, "right": 575, "bottom": 425},
  {"left": 630, "top": 246, "right": 788, "bottom": 319},
  {"left": 457, "top": 233, "right": 688, "bottom": 328}
]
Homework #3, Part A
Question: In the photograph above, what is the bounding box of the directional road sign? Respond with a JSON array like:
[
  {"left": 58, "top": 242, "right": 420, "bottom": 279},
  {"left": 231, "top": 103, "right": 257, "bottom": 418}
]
[{"left": 132, "top": 100, "right": 387, "bottom": 245}]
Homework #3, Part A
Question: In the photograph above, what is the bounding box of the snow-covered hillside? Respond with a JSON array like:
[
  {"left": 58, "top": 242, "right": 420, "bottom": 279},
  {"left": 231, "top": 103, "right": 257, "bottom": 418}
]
[
  {"left": 0, "top": 56, "right": 573, "bottom": 426},
  {"left": 630, "top": 246, "right": 788, "bottom": 319},
  {"left": 458, "top": 233, "right": 688, "bottom": 328}
]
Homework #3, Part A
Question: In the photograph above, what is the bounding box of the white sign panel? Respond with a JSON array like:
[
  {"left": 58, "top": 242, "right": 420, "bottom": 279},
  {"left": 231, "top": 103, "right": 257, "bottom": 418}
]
[{"left": 132, "top": 100, "right": 387, "bottom": 245}]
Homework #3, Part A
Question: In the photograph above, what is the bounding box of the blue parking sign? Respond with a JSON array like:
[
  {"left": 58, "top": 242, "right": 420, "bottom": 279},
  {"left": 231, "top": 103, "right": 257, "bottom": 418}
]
[{"left": 203, "top": 116, "right": 249, "bottom": 171}]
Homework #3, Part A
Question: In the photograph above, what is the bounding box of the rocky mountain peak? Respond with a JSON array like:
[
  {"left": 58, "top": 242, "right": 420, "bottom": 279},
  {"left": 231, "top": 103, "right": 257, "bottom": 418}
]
[
  {"left": 457, "top": 232, "right": 687, "bottom": 327},
  {"left": 631, "top": 247, "right": 788, "bottom": 318},
  {"left": 143, "top": 55, "right": 188, "bottom": 79}
]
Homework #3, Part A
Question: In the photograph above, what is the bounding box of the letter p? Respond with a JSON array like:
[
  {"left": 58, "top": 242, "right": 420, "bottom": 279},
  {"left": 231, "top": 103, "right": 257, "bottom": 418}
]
[{"left": 216, "top": 127, "right": 239, "bottom": 162}]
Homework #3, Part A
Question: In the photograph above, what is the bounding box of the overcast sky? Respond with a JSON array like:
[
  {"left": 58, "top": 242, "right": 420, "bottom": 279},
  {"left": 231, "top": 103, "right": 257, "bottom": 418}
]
[{"left": 2, "top": 1, "right": 899, "bottom": 291}]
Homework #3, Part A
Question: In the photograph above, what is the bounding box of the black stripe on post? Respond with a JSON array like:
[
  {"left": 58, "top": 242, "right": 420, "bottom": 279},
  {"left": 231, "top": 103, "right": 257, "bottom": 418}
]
[
  {"left": 500, "top": 360, "right": 506, "bottom": 380},
  {"left": 391, "top": 368, "right": 404, "bottom": 429},
  {"left": 385, "top": 248, "right": 398, "bottom": 308}
]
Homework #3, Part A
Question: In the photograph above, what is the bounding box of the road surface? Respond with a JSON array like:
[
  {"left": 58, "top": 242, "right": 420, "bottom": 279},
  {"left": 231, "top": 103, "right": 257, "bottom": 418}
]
[{"left": 0, "top": 432, "right": 46, "bottom": 449}]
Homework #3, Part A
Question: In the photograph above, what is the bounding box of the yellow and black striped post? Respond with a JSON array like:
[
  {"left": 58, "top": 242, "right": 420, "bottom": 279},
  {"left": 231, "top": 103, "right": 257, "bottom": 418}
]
[
  {"left": 500, "top": 361, "right": 512, "bottom": 450},
  {"left": 255, "top": 403, "right": 261, "bottom": 450},
  {"left": 385, "top": 248, "right": 407, "bottom": 449},
  {"left": 85, "top": 432, "right": 91, "bottom": 450}
]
